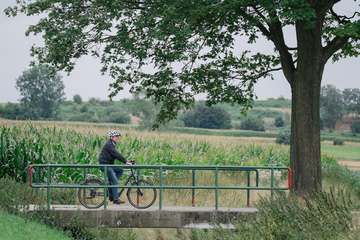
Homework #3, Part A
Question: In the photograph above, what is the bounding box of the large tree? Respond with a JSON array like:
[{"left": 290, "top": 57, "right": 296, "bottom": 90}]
[
  {"left": 320, "top": 84, "right": 344, "bottom": 129},
  {"left": 15, "top": 65, "right": 65, "bottom": 119},
  {"left": 5, "top": 1, "right": 360, "bottom": 195}
]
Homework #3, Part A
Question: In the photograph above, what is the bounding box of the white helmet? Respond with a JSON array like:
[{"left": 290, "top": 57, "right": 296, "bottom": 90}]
[{"left": 108, "top": 130, "right": 121, "bottom": 137}]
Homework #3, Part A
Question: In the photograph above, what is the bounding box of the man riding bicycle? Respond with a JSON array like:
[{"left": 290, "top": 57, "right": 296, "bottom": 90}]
[{"left": 98, "top": 130, "right": 132, "bottom": 204}]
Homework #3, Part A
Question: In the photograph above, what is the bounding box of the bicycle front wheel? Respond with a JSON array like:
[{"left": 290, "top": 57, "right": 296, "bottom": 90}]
[
  {"left": 78, "top": 178, "right": 106, "bottom": 209},
  {"left": 127, "top": 179, "right": 157, "bottom": 209}
]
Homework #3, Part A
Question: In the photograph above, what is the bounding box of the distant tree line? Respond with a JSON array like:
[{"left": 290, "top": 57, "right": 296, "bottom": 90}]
[
  {"left": 1, "top": 89, "right": 293, "bottom": 131},
  {"left": 5, "top": 68, "right": 359, "bottom": 134},
  {"left": 320, "top": 85, "right": 360, "bottom": 133}
]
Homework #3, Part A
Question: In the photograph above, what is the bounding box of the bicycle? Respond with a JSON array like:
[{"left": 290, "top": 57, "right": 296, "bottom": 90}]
[{"left": 77, "top": 161, "right": 157, "bottom": 209}]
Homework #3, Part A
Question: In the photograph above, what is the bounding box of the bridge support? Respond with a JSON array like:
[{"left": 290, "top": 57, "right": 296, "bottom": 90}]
[{"left": 28, "top": 205, "right": 257, "bottom": 229}]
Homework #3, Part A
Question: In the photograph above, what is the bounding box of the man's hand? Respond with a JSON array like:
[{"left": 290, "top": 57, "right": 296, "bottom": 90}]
[{"left": 126, "top": 161, "right": 133, "bottom": 165}]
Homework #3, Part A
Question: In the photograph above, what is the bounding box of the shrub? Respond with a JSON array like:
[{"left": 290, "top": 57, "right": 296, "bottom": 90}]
[
  {"left": 67, "top": 112, "right": 94, "bottom": 122},
  {"left": 88, "top": 115, "right": 100, "bottom": 123},
  {"left": 276, "top": 131, "right": 291, "bottom": 145},
  {"left": 238, "top": 117, "right": 265, "bottom": 131},
  {"left": 333, "top": 138, "right": 344, "bottom": 146},
  {"left": 274, "top": 116, "right": 284, "bottom": 127},
  {"left": 351, "top": 120, "right": 360, "bottom": 134},
  {"left": 0, "top": 177, "right": 34, "bottom": 215},
  {"left": 62, "top": 100, "right": 73, "bottom": 106},
  {"left": 108, "top": 112, "right": 131, "bottom": 124},
  {"left": 73, "top": 94, "right": 82, "bottom": 104},
  {"left": 80, "top": 105, "right": 88, "bottom": 113},
  {"left": 88, "top": 97, "right": 100, "bottom": 105},
  {"left": 236, "top": 189, "right": 354, "bottom": 240},
  {"left": 181, "top": 104, "right": 232, "bottom": 129},
  {"left": 99, "top": 100, "right": 114, "bottom": 106},
  {"left": 0, "top": 102, "right": 27, "bottom": 120}
]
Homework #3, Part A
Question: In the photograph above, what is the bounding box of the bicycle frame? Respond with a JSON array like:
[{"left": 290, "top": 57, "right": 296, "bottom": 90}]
[
  {"left": 85, "top": 168, "right": 139, "bottom": 199},
  {"left": 114, "top": 168, "right": 138, "bottom": 198}
]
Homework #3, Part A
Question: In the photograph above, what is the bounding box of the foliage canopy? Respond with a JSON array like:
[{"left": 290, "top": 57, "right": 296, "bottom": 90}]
[
  {"left": 6, "top": 0, "right": 359, "bottom": 126},
  {"left": 6, "top": 0, "right": 360, "bottom": 195}
]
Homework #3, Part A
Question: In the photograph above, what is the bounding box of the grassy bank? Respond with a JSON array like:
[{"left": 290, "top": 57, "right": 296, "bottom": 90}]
[{"left": 0, "top": 212, "right": 71, "bottom": 240}]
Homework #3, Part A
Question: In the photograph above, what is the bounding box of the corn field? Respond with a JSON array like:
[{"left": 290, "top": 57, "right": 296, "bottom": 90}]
[{"left": 0, "top": 120, "right": 293, "bottom": 184}]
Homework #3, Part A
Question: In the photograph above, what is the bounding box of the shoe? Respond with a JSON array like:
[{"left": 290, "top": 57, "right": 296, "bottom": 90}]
[{"left": 113, "top": 199, "right": 125, "bottom": 204}]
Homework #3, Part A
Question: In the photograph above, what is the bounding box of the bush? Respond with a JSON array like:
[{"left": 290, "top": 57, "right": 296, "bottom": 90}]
[
  {"left": 274, "top": 116, "right": 284, "bottom": 127},
  {"left": 276, "top": 131, "right": 291, "bottom": 145},
  {"left": 108, "top": 112, "right": 131, "bottom": 124},
  {"left": 351, "top": 120, "right": 360, "bottom": 134},
  {"left": 0, "top": 177, "right": 34, "bottom": 215},
  {"left": 333, "top": 138, "right": 344, "bottom": 146},
  {"left": 88, "top": 97, "right": 100, "bottom": 105},
  {"left": 0, "top": 102, "right": 27, "bottom": 120},
  {"left": 236, "top": 189, "right": 354, "bottom": 240},
  {"left": 67, "top": 112, "right": 94, "bottom": 122},
  {"left": 237, "top": 117, "right": 265, "bottom": 131},
  {"left": 73, "top": 94, "right": 82, "bottom": 104},
  {"left": 99, "top": 100, "right": 114, "bottom": 106},
  {"left": 181, "top": 103, "right": 232, "bottom": 129},
  {"left": 80, "top": 105, "right": 88, "bottom": 113},
  {"left": 62, "top": 100, "right": 73, "bottom": 106}
]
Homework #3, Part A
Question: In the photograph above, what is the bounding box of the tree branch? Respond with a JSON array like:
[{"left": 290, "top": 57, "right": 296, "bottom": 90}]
[
  {"left": 323, "top": 35, "right": 350, "bottom": 63},
  {"left": 235, "top": 6, "right": 295, "bottom": 84},
  {"left": 330, "top": 7, "right": 359, "bottom": 24}
]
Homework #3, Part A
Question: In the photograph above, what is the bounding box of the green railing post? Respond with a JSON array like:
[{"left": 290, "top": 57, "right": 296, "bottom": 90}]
[
  {"left": 47, "top": 166, "right": 50, "bottom": 209},
  {"left": 247, "top": 171, "right": 250, "bottom": 207},
  {"left": 271, "top": 167, "right": 274, "bottom": 199},
  {"left": 36, "top": 167, "right": 39, "bottom": 203},
  {"left": 83, "top": 168, "right": 86, "bottom": 201},
  {"left": 192, "top": 169, "right": 195, "bottom": 207},
  {"left": 215, "top": 167, "right": 218, "bottom": 210},
  {"left": 159, "top": 166, "right": 163, "bottom": 210},
  {"left": 104, "top": 167, "right": 107, "bottom": 210}
]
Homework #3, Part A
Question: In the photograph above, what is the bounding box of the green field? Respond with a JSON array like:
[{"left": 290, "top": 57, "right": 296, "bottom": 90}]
[{"left": 321, "top": 143, "right": 360, "bottom": 161}]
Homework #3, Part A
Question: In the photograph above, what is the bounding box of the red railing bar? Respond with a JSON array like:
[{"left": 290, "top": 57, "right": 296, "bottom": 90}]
[
  {"left": 286, "top": 167, "right": 291, "bottom": 190},
  {"left": 29, "top": 165, "right": 35, "bottom": 187}
]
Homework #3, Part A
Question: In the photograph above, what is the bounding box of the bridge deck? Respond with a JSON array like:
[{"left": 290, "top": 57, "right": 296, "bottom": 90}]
[{"left": 28, "top": 205, "right": 258, "bottom": 229}]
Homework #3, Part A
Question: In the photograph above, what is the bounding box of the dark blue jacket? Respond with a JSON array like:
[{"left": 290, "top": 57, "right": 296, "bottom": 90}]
[{"left": 98, "top": 139, "right": 127, "bottom": 165}]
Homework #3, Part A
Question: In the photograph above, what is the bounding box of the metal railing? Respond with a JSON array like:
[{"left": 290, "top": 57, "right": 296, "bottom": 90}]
[{"left": 27, "top": 164, "right": 291, "bottom": 210}]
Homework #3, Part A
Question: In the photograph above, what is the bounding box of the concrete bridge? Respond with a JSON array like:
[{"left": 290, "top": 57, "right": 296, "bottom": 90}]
[{"left": 28, "top": 205, "right": 258, "bottom": 229}]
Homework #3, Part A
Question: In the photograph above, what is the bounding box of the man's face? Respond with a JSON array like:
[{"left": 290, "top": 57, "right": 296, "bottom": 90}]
[{"left": 111, "top": 136, "right": 120, "bottom": 143}]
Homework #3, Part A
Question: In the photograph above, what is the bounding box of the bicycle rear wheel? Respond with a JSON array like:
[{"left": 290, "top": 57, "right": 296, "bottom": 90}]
[
  {"left": 78, "top": 178, "right": 106, "bottom": 209},
  {"left": 127, "top": 179, "right": 157, "bottom": 209}
]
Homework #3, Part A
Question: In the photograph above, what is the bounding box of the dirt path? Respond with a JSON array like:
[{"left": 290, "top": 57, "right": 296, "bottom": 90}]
[{"left": 338, "top": 161, "right": 360, "bottom": 168}]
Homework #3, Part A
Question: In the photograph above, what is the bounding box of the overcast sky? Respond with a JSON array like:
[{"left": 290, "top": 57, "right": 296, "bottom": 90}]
[{"left": 1, "top": 1, "right": 359, "bottom": 103}]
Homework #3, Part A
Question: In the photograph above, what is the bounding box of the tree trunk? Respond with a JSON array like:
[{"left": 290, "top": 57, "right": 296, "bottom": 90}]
[{"left": 289, "top": 18, "right": 325, "bottom": 195}]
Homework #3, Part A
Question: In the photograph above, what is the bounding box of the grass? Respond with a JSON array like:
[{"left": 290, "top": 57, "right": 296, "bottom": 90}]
[
  {"left": 0, "top": 211, "right": 71, "bottom": 240},
  {"left": 321, "top": 142, "right": 360, "bottom": 161}
]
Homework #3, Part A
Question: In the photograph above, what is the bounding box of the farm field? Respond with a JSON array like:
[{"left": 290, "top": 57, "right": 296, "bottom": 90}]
[
  {"left": 2, "top": 119, "right": 360, "bottom": 239},
  {"left": 321, "top": 141, "right": 360, "bottom": 164},
  {"left": 0, "top": 118, "right": 292, "bottom": 207}
]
